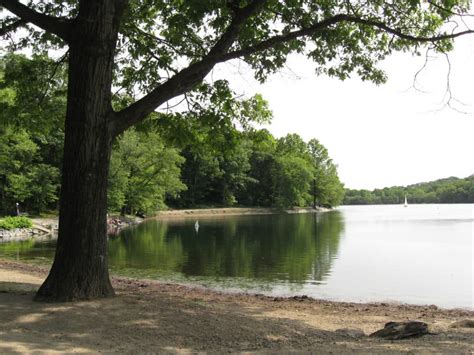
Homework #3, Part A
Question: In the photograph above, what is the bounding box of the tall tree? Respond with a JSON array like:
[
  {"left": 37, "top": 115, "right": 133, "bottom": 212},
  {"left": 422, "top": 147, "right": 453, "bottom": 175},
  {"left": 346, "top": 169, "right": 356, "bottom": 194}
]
[
  {"left": 108, "top": 128, "right": 185, "bottom": 214},
  {"left": 307, "top": 139, "right": 344, "bottom": 207},
  {"left": 237, "top": 129, "right": 278, "bottom": 207},
  {"left": 1, "top": 0, "right": 472, "bottom": 301}
]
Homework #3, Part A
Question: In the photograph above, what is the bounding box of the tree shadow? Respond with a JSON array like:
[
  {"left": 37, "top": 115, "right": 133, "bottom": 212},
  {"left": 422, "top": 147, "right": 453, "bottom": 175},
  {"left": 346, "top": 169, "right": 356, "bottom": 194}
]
[
  {"left": 0, "top": 281, "right": 38, "bottom": 294},
  {"left": 0, "top": 281, "right": 472, "bottom": 353}
]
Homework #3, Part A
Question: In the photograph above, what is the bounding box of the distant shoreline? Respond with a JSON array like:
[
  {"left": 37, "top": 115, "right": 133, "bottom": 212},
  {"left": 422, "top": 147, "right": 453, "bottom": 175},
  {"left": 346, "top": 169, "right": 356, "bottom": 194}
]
[{"left": 153, "top": 206, "right": 331, "bottom": 219}]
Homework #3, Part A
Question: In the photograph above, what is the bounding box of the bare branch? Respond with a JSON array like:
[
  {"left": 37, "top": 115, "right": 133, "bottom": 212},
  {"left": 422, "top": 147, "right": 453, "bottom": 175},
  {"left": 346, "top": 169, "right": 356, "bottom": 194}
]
[
  {"left": 409, "top": 46, "right": 434, "bottom": 94},
  {"left": 415, "top": 43, "right": 473, "bottom": 115},
  {"left": 129, "top": 24, "right": 200, "bottom": 58},
  {"left": 37, "top": 51, "right": 69, "bottom": 106},
  {"left": 0, "top": 0, "right": 72, "bottom": 41},
  {"left": 162, "top": 96, "right": 187, "bottom": 113},
  {"left": 184, "top": 93, "right": 193, "bottom": 113},
  {"left": 438, "top": 48, "right": 472, "bottom": 114}
]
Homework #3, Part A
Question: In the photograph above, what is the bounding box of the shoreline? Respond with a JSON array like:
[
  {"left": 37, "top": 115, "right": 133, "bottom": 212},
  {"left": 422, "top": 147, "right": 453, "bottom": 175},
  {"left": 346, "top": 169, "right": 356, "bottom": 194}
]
[
  {"left": 1, "top": 207, "right": 331, "bottom": 241},
  {"left": 153, "top": 206, "right": 331, "bottom": 219},
  {"left": 1, "top": 257, "right": 471, "bottom": 312},
  {"left": 1, "top": 259, "right": 473, "bottom": 353}
]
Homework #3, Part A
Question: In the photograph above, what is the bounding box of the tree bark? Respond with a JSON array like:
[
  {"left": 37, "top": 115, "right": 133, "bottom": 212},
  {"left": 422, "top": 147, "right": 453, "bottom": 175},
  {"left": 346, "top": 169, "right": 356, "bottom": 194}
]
[{"left": 35, "top": 0, "right": 125, "bottom": 301}]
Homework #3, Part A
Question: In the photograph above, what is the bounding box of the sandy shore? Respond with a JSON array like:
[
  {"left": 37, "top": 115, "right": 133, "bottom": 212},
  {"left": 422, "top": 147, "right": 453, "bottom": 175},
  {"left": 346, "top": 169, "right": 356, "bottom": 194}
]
[
  {"left": 154, "top": 207, "right": 330, "bottom": 219},
  {"left": 1, "top": 260, "right": 473, "bottom": 354}
]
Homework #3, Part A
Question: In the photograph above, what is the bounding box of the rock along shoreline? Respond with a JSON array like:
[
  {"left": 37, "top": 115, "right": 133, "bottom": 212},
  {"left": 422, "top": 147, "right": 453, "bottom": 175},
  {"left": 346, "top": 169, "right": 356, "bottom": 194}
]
[
  {"left": 0, "top": 226, "right": 55, "bottom": 243},
  {"left": 0, "top": 215, "right": 143, "bottom": 243}
]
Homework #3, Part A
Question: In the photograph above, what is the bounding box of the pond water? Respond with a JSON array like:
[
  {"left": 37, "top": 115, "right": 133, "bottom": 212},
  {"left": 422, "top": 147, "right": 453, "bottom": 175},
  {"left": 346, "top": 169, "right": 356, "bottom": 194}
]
[{"left": 1, "top": 204, "right": 472, "bottom": 309}]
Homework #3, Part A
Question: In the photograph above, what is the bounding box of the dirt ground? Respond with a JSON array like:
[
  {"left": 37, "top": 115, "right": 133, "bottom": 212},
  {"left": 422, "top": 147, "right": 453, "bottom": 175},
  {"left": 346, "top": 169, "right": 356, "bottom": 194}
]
[{"left": 0, "top": 260, "right": 473, "bottom": 354}]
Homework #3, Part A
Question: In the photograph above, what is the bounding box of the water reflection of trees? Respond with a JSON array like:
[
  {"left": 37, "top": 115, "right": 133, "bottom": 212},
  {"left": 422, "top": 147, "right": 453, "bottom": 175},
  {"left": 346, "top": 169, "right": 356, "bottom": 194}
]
[
  {"left": 108, "top": 222, "right": 187, "bottom": 272},
  {"left": 108, "top": 212, "right": 344, "bottom": 284},
  {"left": 0, "top": 239, "right": 56, "bottom": 262}
]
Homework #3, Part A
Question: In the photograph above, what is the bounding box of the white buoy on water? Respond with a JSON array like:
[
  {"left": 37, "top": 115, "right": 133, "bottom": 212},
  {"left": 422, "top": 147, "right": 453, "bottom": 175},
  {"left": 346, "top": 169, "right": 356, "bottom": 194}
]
[{"left": 195, "top": 220, "right": 199, "bottom": 233}]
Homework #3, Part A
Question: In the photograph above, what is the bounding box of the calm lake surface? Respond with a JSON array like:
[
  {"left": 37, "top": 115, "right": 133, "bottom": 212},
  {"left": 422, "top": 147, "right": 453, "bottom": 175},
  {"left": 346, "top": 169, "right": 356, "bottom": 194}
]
[{"left": 1, "top": 204, "right": 472, "bottom": 309}]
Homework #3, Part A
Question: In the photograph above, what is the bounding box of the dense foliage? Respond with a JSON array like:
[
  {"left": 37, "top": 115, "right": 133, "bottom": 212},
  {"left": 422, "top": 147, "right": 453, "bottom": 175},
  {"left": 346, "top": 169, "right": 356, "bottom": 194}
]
[
  {"left": 169, "top": 129, "right": 345, "bottom": 209},
  {"left": 0, "top": 54, "right": 63, "bottom": 215},
  {"left": 344, "top": 176, "right": 474, "bottom": 205},
  {"left": 0, "top": 54, "right": 344, "bottom": 216},
  {"left": 108, "top": 128, "right": 186, "bottom": 214},
  {"left": 0, "top": 216, "right": 33, "bottom": 230}
]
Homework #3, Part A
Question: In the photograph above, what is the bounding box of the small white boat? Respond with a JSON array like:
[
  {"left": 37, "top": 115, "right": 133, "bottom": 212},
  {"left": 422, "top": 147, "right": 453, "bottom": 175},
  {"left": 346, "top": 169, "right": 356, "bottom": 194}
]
[
  {"left": 195, "top": 220, "right": 199, "bottom": 233},
  {"left": 404, "top": 195, "right": 408, "bottom": 207}
]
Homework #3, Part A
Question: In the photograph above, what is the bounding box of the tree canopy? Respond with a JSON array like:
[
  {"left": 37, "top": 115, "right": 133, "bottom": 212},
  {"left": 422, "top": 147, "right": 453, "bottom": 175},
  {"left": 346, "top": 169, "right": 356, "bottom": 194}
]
[{"left": 2, "top": 0, "right": 472, "bottom": 130}]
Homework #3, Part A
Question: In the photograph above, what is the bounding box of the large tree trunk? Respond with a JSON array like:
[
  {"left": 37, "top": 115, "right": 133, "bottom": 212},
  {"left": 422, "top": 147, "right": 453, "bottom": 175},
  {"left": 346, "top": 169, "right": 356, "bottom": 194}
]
[{"left": 35, "top": 0, "right": 125, "bottom": 301}]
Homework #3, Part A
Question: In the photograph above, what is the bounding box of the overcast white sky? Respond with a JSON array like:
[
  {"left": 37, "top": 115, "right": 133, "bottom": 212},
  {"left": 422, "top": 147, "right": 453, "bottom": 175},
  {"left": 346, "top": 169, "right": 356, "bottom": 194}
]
[{"left": 215, "top": 34, "right": 474, "bottom": 190}]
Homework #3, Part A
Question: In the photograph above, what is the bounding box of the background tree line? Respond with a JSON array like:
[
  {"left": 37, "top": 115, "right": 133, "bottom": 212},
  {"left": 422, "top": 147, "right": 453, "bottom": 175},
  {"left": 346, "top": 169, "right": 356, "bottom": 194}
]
[
  {"left": 0, "top": 54, "right": 344, "bottom": 216},
  {"left": 344, "top": 175, "right": 474, "bottom": 205}
]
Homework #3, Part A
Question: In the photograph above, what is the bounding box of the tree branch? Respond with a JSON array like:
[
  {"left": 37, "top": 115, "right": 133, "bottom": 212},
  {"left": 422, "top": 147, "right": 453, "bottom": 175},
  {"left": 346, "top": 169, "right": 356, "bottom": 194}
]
[
  {"left": 0, "top": 0, "right": 71, "bottom": 41},
  {"left": 0, "top": 18, "right": 26, "bottom": 36},
  {"left": 129, "top": 24, "right": 200, "bottom": 58},
  {"left": 111, "top": 0, "right": 266, "bottom": 136},
  {"left": 112, "top": 10, "right": 474, "bottom": 137},
  {"left": 36, "top": 50, "right": 69, "bottom": 106},
  {"left": 217, "top": 14, "right": 474, "bottom": 62},
  {"left": 427, "top": 1, "right": 474, "bottom": 18},
  {"left": 349, "top": 15, "right": 474, "bottom": 42}
]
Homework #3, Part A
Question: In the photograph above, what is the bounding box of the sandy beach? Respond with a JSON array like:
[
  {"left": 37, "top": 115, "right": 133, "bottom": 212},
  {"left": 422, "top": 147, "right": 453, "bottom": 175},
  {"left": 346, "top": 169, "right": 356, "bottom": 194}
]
[
  {"left": 153, "top": 206, "right": 331, "bottom": 219},
  {"left": 0, "top": 259, "right": 473, "bottom": 353}
]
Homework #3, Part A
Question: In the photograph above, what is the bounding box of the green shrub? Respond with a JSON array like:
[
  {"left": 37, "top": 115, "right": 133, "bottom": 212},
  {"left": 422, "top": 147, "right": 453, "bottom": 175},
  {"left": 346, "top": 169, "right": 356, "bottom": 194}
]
[
  {"left": 0, "top": 220, "right": 13, "bottom": 230},
  {"left": 0, "top": 216, "right": 33, "bottom": 230}
]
